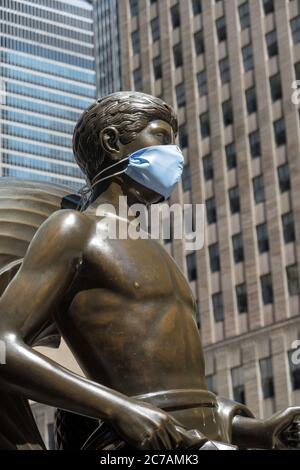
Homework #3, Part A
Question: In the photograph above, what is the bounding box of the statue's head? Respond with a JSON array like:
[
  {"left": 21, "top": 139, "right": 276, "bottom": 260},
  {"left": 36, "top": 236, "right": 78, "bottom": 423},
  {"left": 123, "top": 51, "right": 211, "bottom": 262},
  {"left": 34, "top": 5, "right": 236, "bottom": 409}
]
[{"left": 73, "top": 91, "right": 178, "bottom": 204}]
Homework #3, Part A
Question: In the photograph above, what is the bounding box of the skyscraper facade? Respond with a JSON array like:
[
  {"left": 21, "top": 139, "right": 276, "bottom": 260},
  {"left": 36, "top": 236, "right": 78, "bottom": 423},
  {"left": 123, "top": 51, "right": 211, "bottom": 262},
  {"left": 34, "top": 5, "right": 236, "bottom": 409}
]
[
  {"left": 0, "top": 0, "right": 96, "bottom": 190},
  {"left": 117, "top": 0, "right": 300, "bottom": 418},
  {"left": 93, "top": 0, "right": 121, "bottom": 96}
]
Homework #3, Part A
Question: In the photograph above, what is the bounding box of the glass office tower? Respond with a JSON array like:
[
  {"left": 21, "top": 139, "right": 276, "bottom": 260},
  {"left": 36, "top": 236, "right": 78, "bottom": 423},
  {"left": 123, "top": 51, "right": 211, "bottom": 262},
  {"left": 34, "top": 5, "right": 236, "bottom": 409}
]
[
  {"left": 93, "top": 0, "right": 121, "bottom": 97},
  {"left": 0, "top": 0, "right": 96, "bottom": 190}
]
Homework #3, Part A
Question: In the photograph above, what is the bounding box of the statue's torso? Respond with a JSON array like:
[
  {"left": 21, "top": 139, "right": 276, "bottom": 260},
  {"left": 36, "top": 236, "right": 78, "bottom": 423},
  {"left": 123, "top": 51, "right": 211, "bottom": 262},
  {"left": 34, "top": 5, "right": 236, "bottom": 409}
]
[{"left": 54, "top": 216, "right": 206, "bottom": 397}]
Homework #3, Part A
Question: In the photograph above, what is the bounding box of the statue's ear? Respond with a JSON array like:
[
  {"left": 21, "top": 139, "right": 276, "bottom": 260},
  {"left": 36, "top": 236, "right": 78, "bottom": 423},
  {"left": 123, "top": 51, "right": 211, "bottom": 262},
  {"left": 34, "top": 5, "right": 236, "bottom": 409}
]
[{"left": 100, "top": 127, "right": 121, "bottom": 159}]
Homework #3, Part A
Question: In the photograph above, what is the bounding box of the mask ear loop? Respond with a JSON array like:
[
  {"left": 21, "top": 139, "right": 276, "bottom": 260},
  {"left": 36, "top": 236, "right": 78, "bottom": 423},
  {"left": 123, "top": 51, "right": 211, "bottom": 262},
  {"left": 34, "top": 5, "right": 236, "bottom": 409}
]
[
  {"left": 77, "top": 156, "right": 130, "bottom": 212},
  {"left": 90, "top": 156, "right": 130, "bottom": 189}
]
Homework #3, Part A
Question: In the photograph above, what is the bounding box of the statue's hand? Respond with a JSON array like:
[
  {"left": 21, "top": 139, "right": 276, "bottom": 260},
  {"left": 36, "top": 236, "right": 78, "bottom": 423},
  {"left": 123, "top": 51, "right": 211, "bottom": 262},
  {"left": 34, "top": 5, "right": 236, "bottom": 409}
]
[
  {"left": 110, "top": 399, "right": 207, "bottom": 450},
  {"left": 264, "top": 407, "right": 300, "bottom": 449}
]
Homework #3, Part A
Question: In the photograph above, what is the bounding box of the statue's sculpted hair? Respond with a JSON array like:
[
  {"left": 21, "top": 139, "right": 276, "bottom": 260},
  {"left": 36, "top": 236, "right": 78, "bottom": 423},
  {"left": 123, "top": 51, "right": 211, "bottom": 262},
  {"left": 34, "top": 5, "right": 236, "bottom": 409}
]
[{"left": 73, "top": 91, "right": 178, "bottom": 183}]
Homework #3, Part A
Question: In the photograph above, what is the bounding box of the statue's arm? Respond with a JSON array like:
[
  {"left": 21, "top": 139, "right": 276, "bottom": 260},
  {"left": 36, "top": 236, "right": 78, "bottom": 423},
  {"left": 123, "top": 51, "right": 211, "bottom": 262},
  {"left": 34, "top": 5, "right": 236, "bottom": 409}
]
[
  {"left": 232, "top": 408, "right": 300, "bottom": 449},
  {"left": 0, "top": 210, "right": 187, "bottom": 450},
  {"left": 232, "top": 415, "right": 269, "bottom": 449},
  {"left": 0, "top": 209, "right": 127, "bottom": 420}
]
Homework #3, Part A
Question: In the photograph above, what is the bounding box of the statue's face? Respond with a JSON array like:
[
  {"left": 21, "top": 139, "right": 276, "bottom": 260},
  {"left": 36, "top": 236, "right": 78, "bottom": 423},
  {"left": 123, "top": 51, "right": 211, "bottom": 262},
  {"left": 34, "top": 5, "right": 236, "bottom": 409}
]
[{"left": 120, "top": 119, "right": 177, "bottom": 205}]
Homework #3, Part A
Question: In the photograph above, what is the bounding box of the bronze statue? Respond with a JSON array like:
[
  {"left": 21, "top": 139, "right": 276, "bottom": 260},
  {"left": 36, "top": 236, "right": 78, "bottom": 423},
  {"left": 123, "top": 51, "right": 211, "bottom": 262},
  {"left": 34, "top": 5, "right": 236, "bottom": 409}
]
[{"left": 0, "top": 92, "right": 299, "bottom": 450}]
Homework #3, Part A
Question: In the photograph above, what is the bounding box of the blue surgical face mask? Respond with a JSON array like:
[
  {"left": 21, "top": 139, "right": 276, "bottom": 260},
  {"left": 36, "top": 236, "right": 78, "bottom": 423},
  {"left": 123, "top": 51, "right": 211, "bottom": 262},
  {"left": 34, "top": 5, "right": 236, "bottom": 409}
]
[{"left": 91, "top": 145, "right": 184, "bottom": 200}]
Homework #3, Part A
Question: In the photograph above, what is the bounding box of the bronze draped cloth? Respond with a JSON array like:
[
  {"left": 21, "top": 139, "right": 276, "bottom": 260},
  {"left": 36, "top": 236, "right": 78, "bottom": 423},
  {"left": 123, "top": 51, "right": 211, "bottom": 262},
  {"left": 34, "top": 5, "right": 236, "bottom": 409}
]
[{"left": 56, "top": 389, "right": 253, "bottom": 450}]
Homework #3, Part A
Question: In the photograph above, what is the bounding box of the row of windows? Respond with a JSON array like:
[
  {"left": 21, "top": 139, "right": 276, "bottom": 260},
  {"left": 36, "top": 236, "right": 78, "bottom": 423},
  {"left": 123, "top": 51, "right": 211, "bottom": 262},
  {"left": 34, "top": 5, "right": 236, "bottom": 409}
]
[
  {"left": 0, "top": 22, "right": 94, "bottom": 57},
  {"left": 199, "top": 103, "right": 287, "bottom": 147},
  {"left": 207, "top": 350, "right": 300, "bottom": 402},
  {"left": 132, "top": 0, "right": 273, "bottom": 31},
  {"left": 0, "top": 37, "right": 95, "bottom": 70},
  {"left": 5, "top": 81, "right": 92, "bottom": 110},
  {"left": 1, "top": 0, "right": 92, "bottom": 19},
  {"left": 2, "top": 138, "right": 74, "bottom": 163},
  {"left": 2, "top": 109, "right": 74, "bottom": 135},
  {"left": 2, "top": 153, "right": 81, "bottom": 178},
  {"left": 186, "top": 256, "right": 299, "bottom": 320},
  {"left": 202, "top": 163, "right": 291, "bottom": 226},
  {"left": 135, "top": 19, "right": 284, "bottom": 90},
  {"left": 0, "top": 10, "right": 93, "bottom": 43},
  {"left": 182, "top": 57, "right": 281, "bottom": 107},
  {"left": 0, "top": 51, "right": 96, "bottom": 84},
  {"left": 2, "top": 124, "right": 72, "bottom": 148},
  {"left": 2, "top": 167, "right": 83, "bottom": 190},
  {"left": 2, "top": 66, "right": 96, "bottom": 99},
  {"left": 1, "top": 1, "right": 93, "bottom": 31},
  {"left": 181, "top": 137, "right": 290, "bottom": 200},
  {"left": 5, "top": 96, "right": 81, "bottom": 122},
  {"left": 208, "top": 210, "right": 296, "bottom": 275}
]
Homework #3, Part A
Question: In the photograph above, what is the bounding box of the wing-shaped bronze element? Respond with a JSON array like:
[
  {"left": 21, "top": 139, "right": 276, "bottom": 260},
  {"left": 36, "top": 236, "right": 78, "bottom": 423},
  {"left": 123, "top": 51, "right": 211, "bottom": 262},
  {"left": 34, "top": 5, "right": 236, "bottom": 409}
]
[{"left": 0, "top": 178, "right": 71, "bottom": 347}]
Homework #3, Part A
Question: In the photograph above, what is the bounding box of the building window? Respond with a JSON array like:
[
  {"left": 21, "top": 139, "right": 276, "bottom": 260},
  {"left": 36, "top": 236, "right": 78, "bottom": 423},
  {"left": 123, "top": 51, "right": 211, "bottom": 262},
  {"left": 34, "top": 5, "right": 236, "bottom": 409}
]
[
  {"left": 197, "top": 70, "right": 208, "bottom": 96},
  {"left": 192, "top": 0, "right": 202, "bottom": 15},
  {"left": 151, "top": 17, "right": 160, "bottom": 42},
  {"left": 186, "top": 252, "right": 197, "bottom": 282},
  {"left": 216, "top": 16, "right": 227, "bottom": 42},
  {"left": 182, "top": 164, "right": 192, "bottom": 192},
  {"left": 256, "top": 222, "right": 269, "bottom": 254},
  {"left": 231, "top": 366, "right": 246, "bottom": 404},
  {"left": 219, "top": 57, "right": 230, "bottom": 84},
  {"left": 295, "top": 61, "right": 300, "bottom": 81},
  {"left": 277, "top": 163, "right": 290, "bottom": 193},
  {"left": 253, "top": 175, "right": 265, "bottom": 204},
  {"left": 266, "top": 30, "right": 278, "bottom": 57},
  {"left": 242, "top": 44, "right": 254, "bottom": 71},
  {"left": 195, "top": 300, "right": 201, "bottom": 328},
  {"left": 171, "top": 3, "right": 180, "bottom": 29},
  {"left": 260, "top": 274, "right": 273, "bottom": 305},
  {"left": 269, "top": 73, "right": 282, "bottom": 102},
  {"left": 133, "top": 68, "right": 142, "bottom": 91},
  {"left": 200, "top": 112, "right": 210, "bottom": 138},
  {"left": 229, "top": 186, "right": 240, "bottom": 214},
  {"left": 239, "top": 2, "right": 250, "bottom": 29},
  {"left": 291, "top": 15, "right": 300, "bottom": 44},
  {"left": 288, "top": 350, "right": 300, "bottom": 391},
  {"left": 176, "top": 83, "right": 186, "bottom": 108},
  {"left": 274, "top": 118, "right": 286, "bottom": 147},
  {"left": 263, "top": 0, "right": 274, "bottom": 15},
  {"left": 225, "top": 142, "right": 237, "bottom": 169},
  {"left": 129, "top": 0, "right": 139, "bottom": 16},
  {"left": 249, "top": 130, "right": 261, "bottom": 158},
  {"left": 203, "top": 154, "right": 213, "bottom": 181},
  {"left": 260, "top": 357, "right": 275, "bottom": 399},
  {"left": 206, "top": 374, "right": 218, "bottom": 394},
  {"left": 245, "top": 86, "right": 257, "bottom": 114},
  {"left": 209, "top": 243, "right": 220, "bottom": 273},
  {"left": 232, "top": 233, "right": 244, "bottom": 263},
  {"left": 286, "top": 264, "right": 300, "bottom": 296},
  {"left": 212, "top": 292, "right": 224, "bottom": 322},
  {"left": 282, "top": 212, "right": 295, "bottom": 244},
  {"left": 222, "top": 99, "right": 233, "bottom": 126},
  {"left": 194, "top": 30, "right": 205, "bottom": 55},
  {"left": 153, "top": 56, "right": 162, "bottom": 80},
  {"left": 179, "top": 124, "right": 188, "bottom": 148},
  {"left": 131, "top": 30, "right": 140, "bottom": 54},
  {"left": 173, "top": 43, "right": 183, "bottom": 68},
  {"left": 206, "top": 197, "right": 217, "bottom": 224},
  {"left": 236, "top": 283, "right": 248, "bottom": 314}
]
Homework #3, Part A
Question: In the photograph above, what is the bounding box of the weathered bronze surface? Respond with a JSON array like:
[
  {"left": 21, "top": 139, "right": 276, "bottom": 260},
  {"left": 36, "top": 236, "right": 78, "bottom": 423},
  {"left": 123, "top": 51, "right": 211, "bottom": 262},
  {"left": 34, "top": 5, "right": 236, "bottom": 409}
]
[{"left": 0, "top": 92, "right": 299, "bottom": 450}]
